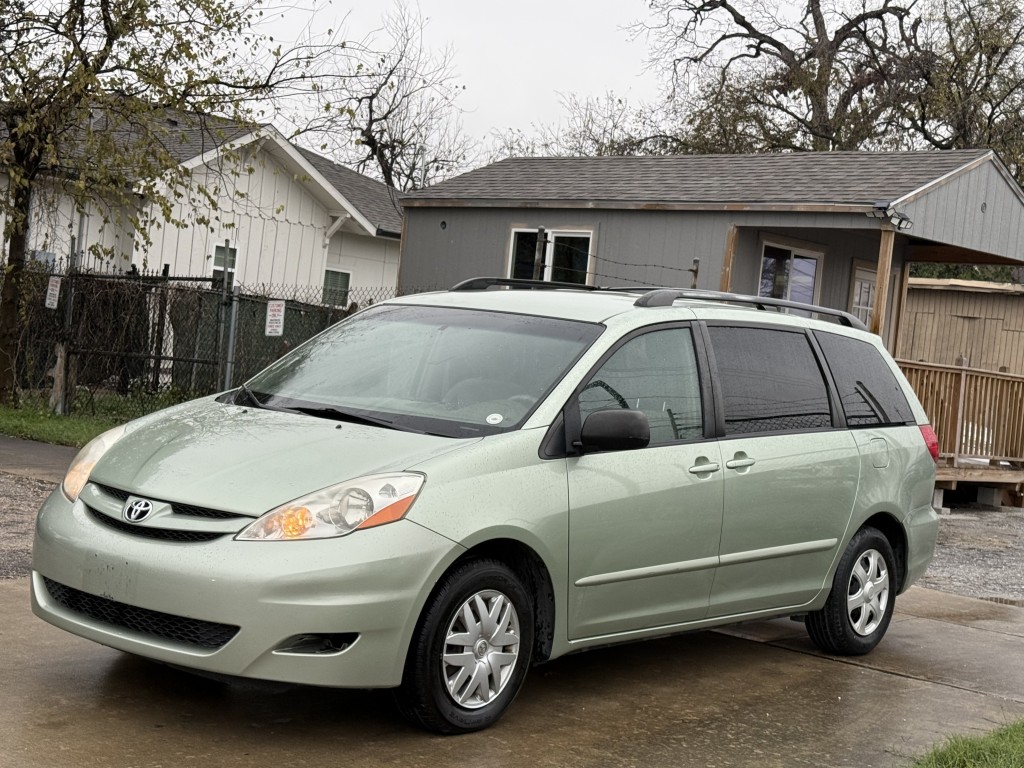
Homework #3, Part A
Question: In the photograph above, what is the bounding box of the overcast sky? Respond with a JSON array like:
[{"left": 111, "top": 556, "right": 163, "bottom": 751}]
[{"left": 272, "top": 0, "right": 664, "bottom": 141}]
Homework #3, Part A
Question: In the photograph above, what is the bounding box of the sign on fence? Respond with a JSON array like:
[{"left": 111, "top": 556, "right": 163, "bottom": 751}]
[
  {"left": 265, "top": 300, "right": 286, "bottom": 336},
  {"left": 44, "top": 276, "right": 61, "bottom": 310}
]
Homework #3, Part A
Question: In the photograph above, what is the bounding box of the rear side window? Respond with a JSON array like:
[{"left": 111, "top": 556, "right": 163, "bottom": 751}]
[
  {"left": 815, "top": 332, "right": 915, "bottom": 427},
  {"left": 708, "top": 326, "right": 832, "bottom": 435}
]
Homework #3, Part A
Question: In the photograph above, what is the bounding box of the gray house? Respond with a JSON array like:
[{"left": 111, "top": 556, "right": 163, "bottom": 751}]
[{"left": 399, "top": 149, "right": 1024, "bottom": 348}]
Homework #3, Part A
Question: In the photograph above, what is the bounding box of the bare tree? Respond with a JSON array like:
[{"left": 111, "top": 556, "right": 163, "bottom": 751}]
[
  {"left": 489, "top": 92, "right": 685, "bottom": 159},
  {"left": 890, "top": 0, "right": 1024, "bottom": 179},
  {"left": 639, "top": 0, "right": 918, "bottom": 151},
  {"left": 0, "top": 0, "right": 337, "bottom": 405},
  {"left": 298, "top": 1, "right": 474, "bottom": 191}
]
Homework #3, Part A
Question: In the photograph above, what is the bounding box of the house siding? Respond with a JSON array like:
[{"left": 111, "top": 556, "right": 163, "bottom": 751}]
[
  {"left": 143, "top": 152, "right": 331, "bottom": 284},
  {"left": 326, "top": 231, "right": 400, "bottom": 288},
  {"left": 402, "top": 208, "right": 895, "bottom": 298},
  {"left": 903, "top": 162, "right": 1024, "bottom": 260}
]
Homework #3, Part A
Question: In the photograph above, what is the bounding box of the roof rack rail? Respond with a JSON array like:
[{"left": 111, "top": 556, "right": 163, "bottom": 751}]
[
  {"left": 450, "top": 277, "right": 670, "bottom": 294},
  {"left": 634, "top": 289, "right": 868, "bottom": 330},
  {"left": 450, "top": 277, "right": 602, "bottom": 292}
]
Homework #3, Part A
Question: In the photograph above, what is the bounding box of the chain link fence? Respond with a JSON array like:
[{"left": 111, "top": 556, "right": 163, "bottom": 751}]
[{"left": 5, "top": 259, "right": 431, "bottom": 420}]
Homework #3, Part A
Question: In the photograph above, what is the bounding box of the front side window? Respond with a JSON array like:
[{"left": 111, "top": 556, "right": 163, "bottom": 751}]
[
  {"left": 708, "top": 325, "right": 831, "bottom": 435},
  {"left": 247, "top": 305, "right": 603, "bottom": 438},
  {"left": 759, "top": 243, "right": 822, "bottom": 309},
  {"left": 579, "top": 328, "right": 703, "bottom": 444},
  {"left": 510, "top": 230, "right": 592, "bottom": 285}
]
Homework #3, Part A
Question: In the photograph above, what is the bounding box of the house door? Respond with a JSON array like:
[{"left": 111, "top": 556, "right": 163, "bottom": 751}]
[
  {"left": 850, "top": 266, "right": 877, "bottom": 327},
  {"left": 759, "top": 243, "right": 822, "bottom": 309}
]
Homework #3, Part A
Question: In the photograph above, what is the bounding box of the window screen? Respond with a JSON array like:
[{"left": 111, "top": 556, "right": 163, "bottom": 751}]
[
  {"left": 709, "top": 326, "right": 831, "bottom": 435},
  {"left": 815, "top": 332, "right": 915, "bottom": 427},
  {"left": 579, "top": 328, "right": 703, "bottom": 444}
]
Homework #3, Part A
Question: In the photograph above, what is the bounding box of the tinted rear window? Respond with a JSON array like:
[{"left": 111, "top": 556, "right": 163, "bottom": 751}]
[
  {"left": 814, "top": 332, "right": 915, "bottom": 427},
  {"left": 708, "top": 326, "right": 832, "bottom": 435}
]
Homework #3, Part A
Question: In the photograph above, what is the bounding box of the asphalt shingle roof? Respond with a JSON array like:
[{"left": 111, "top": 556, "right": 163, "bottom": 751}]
[
  {"left": 405, "top": 150, "right": 994, "bottom": 207},
  {"left": 297, "top": 147, "right": 404, "bottom": 236}
]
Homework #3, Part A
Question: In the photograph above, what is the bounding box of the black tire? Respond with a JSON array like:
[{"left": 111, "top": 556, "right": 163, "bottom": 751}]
[
  {"left": 395, "top": 558, "right": 534, "bottom": 734},
  {"left": 806, "top": 527, "right": 896, "bottom": 656}
]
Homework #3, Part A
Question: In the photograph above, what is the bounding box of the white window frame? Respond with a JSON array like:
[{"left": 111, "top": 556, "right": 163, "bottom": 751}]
[
  {"left": 507, "top": 228, "right": 594, "bottom": 285},
  {"left": 322, "top": 267, "right": 352, "bottom": 307},
  {"left": 758, "top": 237, "right": 824, "bottom": 306}
]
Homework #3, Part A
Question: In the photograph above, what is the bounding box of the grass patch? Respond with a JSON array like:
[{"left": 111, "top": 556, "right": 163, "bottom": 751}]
[
  {"left": 913, "top": 721, "right": 1024, "bottom": 767},
  {"left": 0, "top": 403, "right": 122, "bottom": 448},
  {"left": 0, "top": 387, "right": 198, "bottom": 447}
]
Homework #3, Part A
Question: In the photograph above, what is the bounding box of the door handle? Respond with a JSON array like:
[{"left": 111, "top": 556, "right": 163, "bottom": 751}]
[
  {"left": 726, "top": 454, "right": 756, "bottom": 470},
  {"left": 688, "top": 460, "right": 721, "bottom": 475}
]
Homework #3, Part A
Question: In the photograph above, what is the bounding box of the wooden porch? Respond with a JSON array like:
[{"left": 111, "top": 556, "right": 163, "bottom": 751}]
[{"left": 898, "top": 360, "right": 1024, "bottom": 498}]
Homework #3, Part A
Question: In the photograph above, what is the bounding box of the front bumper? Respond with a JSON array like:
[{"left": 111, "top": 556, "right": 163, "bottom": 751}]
[{"left": 31, "top": 487, "right": 459, "bottom": 688}]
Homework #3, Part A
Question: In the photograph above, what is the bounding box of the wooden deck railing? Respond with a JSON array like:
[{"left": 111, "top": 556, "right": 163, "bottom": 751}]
[{"left": 897, "top": 359, "right": 1024, "bottom": 466}]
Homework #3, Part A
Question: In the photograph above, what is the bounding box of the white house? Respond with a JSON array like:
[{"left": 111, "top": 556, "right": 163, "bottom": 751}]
[{"left": 3, "top": 117, "right": 403, "bottom": 300}]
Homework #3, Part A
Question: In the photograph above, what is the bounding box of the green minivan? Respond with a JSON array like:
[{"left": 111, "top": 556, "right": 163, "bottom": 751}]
[{"left": 32, "top": 280, "right": 939, "bottom": 733}]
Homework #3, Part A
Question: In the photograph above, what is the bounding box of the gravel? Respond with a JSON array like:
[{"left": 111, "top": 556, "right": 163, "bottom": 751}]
[
  {"left": 0, "top": 472, "right": 53, "bottom": 580},
  {"left": 2, "top": 470, "right": 1023, "bottom": 605}
]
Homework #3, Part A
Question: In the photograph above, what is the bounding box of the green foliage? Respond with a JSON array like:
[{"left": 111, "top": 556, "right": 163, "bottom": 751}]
[
  {"left": 912, "top": 720, "right": 1024, "bottom": 767},
  {"left": 909, "top": 263, "right": 1019, "bottom": 282}
]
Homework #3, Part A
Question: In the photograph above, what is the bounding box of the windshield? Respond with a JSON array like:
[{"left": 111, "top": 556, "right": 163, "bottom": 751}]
[{"left": 245, "top": 303, "right": 603, "bottom": 437}]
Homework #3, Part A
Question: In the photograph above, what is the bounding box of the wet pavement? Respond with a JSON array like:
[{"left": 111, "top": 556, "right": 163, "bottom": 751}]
[
  {"left": 4, "top": 436, "right": 1024, "bottom": 766},
  {"left": 0, "top": 435, "right": 77, "bottom": 484},
  {"left": 3, "top": 578, "right": 1024, "bottom": 768}
]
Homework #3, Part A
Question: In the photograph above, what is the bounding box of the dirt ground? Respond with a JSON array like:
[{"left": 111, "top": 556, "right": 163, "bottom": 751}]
[{"left": 2, "top": 470, "right": 1023, "bottom": 603}]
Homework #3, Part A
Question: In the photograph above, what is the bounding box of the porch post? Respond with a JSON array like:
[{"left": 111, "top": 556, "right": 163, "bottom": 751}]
[
  {"left": 869, "top": 226, "right": 895, "bottom": 337},
  {"left": 720, "top": 225, "right": 738, "bottom": 292}
]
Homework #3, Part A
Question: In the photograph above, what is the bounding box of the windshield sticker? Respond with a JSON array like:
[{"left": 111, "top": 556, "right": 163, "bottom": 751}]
[{"left": 486, "top": 413, "right": 504, "bottom": 425}]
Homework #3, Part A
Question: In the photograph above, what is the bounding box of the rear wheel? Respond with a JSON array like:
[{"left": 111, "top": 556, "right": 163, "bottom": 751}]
[
  {"left": 806, "top": 527, "right": 896, "bottom": 656},
  {"left": 395, "top": 558, "right": 534, "bottom": 734}
]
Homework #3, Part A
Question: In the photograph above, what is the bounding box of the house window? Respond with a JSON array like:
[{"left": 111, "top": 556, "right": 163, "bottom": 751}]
[
  {"left": 322, "top": 269, "right": 351, "bottom": 306},
  {"left": 850, "top": 266, "right": 877, "bottom": 326},
  {"left": 758, "top": 243, "right": 822, "bottom": 310},
  {"left": 510, "top": 229, "right": 592, "bottom": 285},
  {"left": 212, "top": 244, "right": 237, "bottom": 289}
]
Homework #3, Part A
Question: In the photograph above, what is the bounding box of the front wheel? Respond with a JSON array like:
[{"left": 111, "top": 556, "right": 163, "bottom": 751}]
[
  {"left": 805, "top": 527, "right": 896, "bottom": 656},
  {"left": 395, "top": 558, "right": 534, "bottom": 734}
]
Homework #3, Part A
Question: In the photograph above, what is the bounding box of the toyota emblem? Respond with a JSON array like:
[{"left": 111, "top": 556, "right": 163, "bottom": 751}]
[{"left": 123, "top": 498, "right": 154, "bottom": 523}]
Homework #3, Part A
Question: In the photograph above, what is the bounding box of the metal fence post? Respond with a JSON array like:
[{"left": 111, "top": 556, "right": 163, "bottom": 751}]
[{"left": 223, "top": 285, "right": 241, "bottom": 390}]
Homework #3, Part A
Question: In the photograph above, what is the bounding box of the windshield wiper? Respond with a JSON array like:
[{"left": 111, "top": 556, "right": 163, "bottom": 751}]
[
  {"left": 235, "top": 384, "right": 264, "bottom": 409},
  {"left": 285, "top": 405, "right": 420, "bottom": 432}
]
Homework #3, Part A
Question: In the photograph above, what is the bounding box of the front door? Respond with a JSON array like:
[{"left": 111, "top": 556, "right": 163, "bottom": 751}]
[{"left": 567, "top": 326, "right": 724, "bottom": 639}]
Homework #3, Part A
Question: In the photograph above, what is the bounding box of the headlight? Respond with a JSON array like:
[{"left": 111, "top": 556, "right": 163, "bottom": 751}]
[
  {"left": 236, "top": 473, "right": 425, "bottom": 541},
  {"left": 62, "top": 424, "right": 129, "bottom": 502}
]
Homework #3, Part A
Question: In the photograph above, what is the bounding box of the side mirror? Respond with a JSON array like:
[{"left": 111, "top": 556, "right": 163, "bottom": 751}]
[{"left": 576, "top": 409, "right": 650, "bottom": 454}]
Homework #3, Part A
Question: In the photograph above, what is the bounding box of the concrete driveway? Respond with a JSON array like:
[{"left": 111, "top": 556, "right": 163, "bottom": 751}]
[
  {"left": 3, "top": 436, "right": 1024, "bottom": 767},
  {"left": 3, "top": 578, "right": 1024, "bottom": 768}
]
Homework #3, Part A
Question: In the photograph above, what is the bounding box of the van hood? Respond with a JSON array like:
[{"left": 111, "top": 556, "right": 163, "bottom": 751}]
[{"left": 88, "top": 399, "right": 476, "bottom": 517}]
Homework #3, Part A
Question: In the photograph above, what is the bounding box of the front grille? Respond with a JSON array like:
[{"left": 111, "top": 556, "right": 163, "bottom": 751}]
[
  {"left": 86, "top": 506, "right": 228, "bottom": 543},
  {"left": 92, "top": 483, "right": 247, "bottom": 520},
  {"left": 43, "top": 577, "right": 240, "bottom": 650}
]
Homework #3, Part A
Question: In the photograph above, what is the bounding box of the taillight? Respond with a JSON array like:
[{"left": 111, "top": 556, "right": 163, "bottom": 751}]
[{"left": 920, "top": 425, "right": 939, "bottom": 463}]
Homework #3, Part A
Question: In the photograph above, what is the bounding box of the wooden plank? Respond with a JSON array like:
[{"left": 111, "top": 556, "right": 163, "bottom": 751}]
[
  {"left": 936, "top": 466, "right": 1024, "bottom": 485},
  {"left": 719, "top": 224, "right": 738, "bottom": 292}
]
